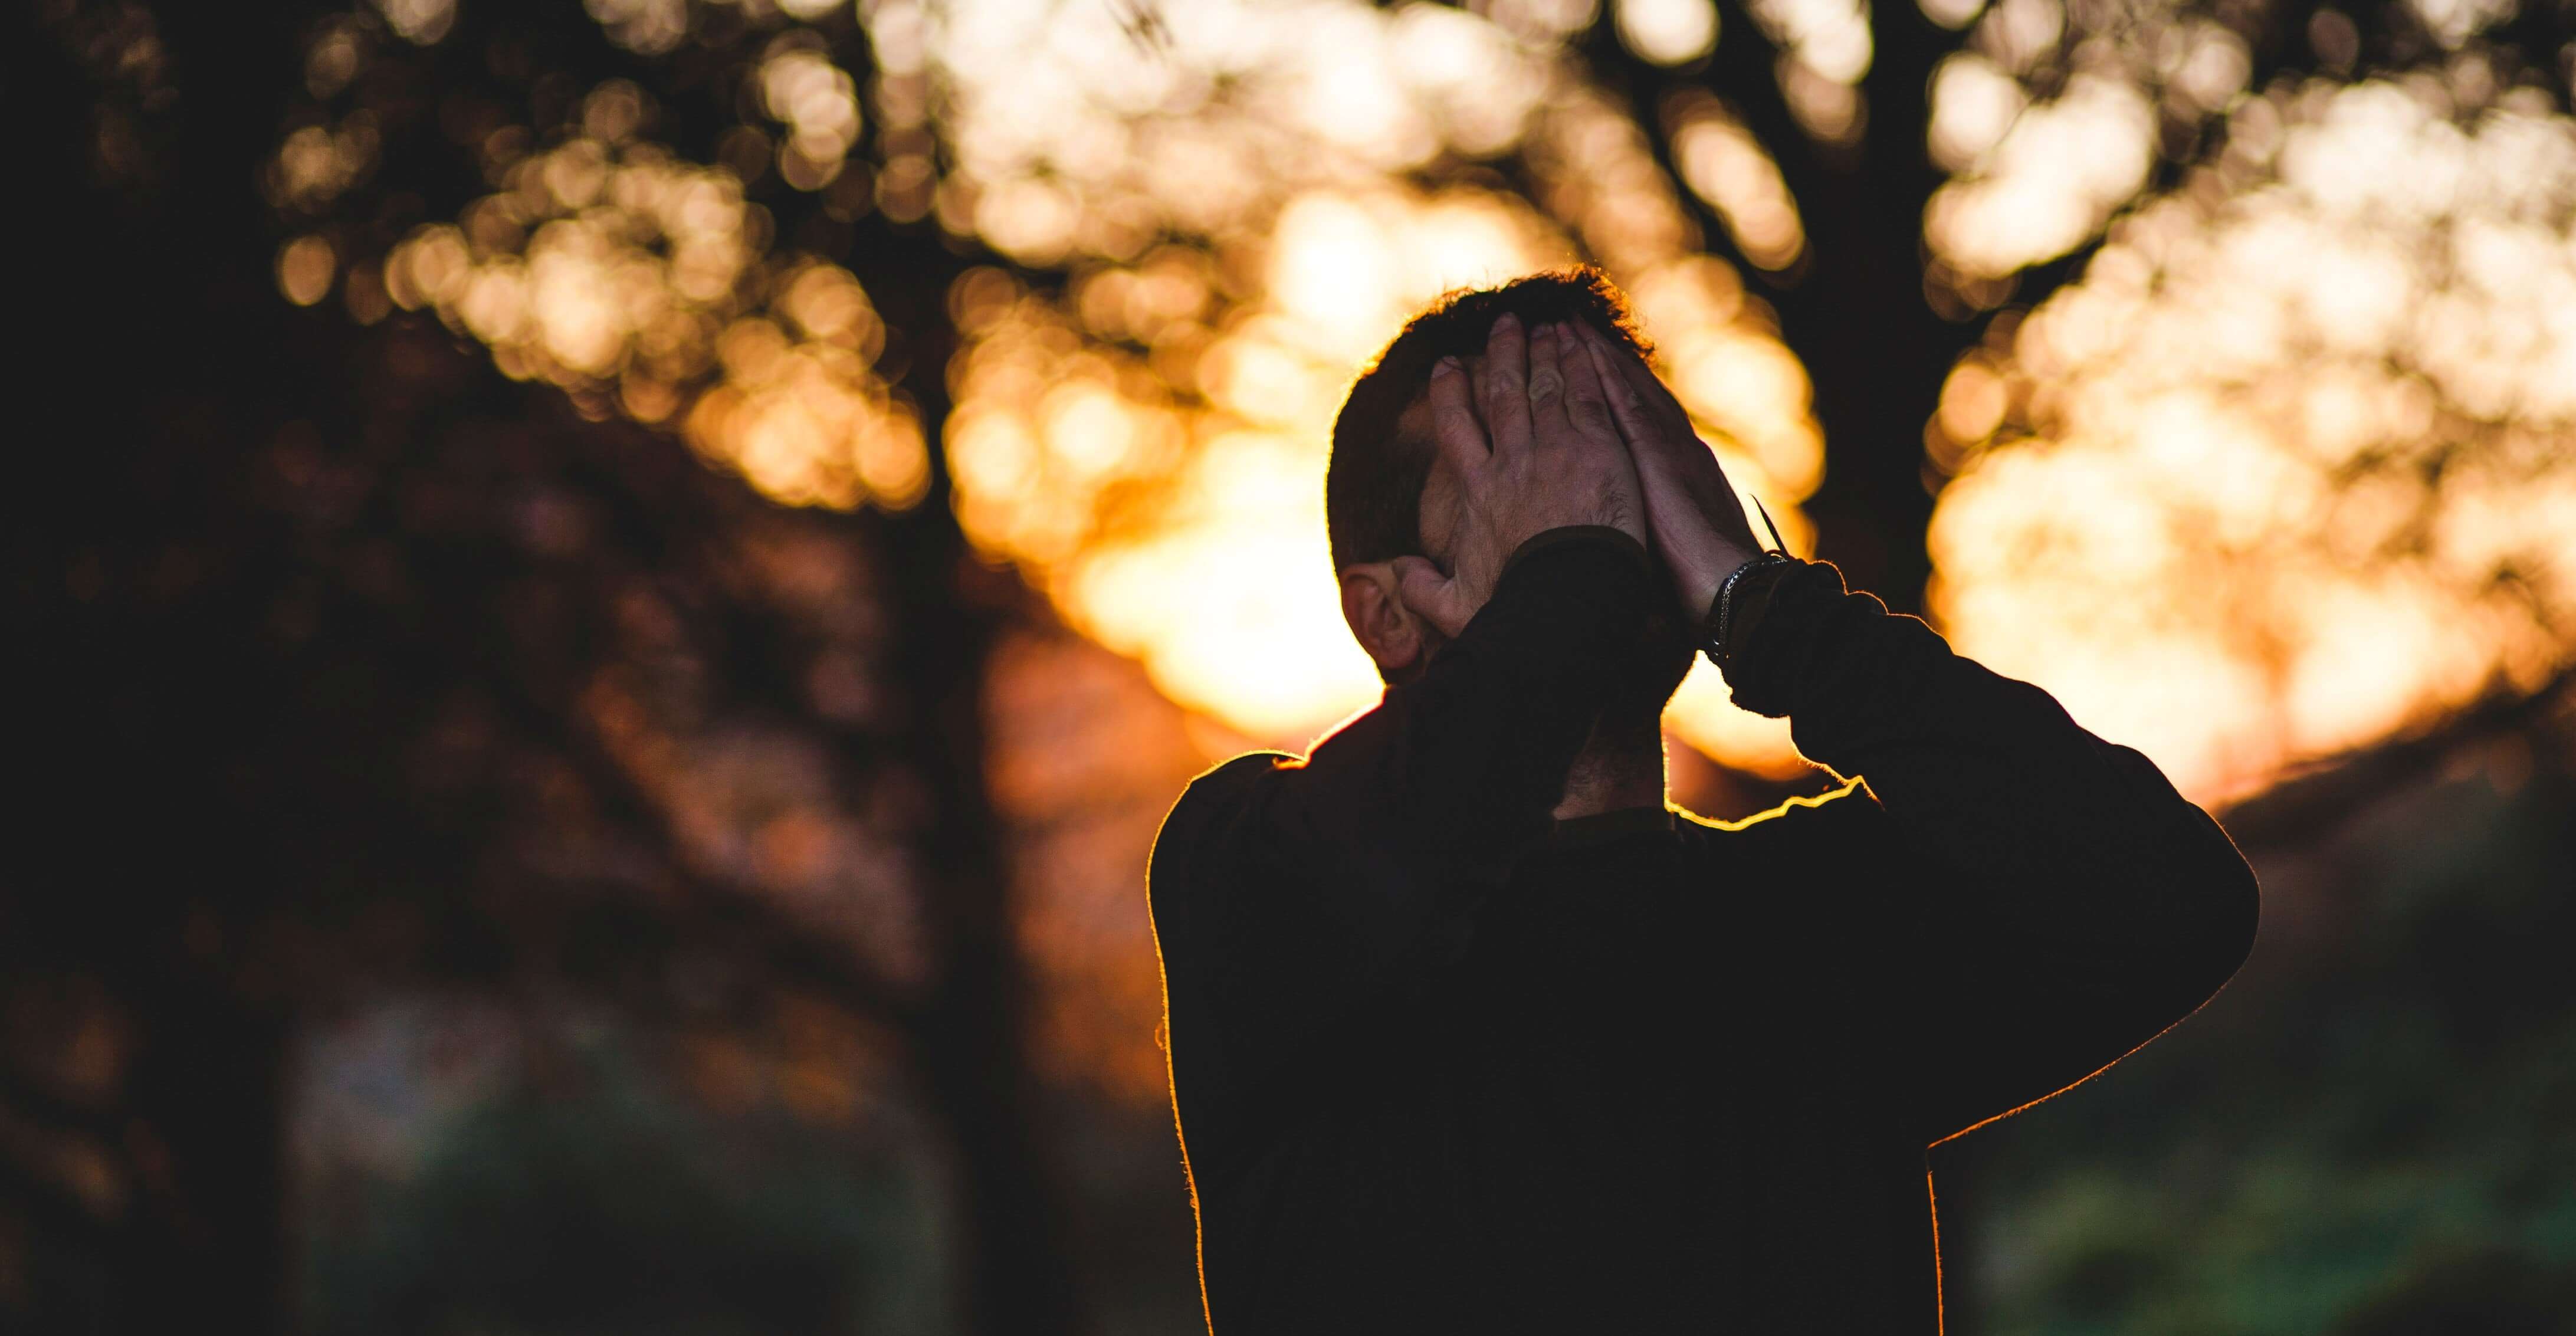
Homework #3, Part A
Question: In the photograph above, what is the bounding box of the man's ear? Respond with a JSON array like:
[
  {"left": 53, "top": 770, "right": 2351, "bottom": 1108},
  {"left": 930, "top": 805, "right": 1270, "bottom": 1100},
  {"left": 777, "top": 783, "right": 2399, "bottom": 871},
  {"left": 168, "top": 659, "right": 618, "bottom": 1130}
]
[{"left": 1339, "top": 562, "right": 1430, "bottom": 681}]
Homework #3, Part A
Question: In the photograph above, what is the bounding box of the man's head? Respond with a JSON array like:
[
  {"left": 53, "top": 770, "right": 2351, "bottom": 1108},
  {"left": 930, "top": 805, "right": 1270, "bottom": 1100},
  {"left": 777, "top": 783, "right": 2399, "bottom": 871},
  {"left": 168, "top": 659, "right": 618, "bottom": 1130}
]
[{"left": 1326, "top": 268, "right": 1695, "bottom": 727}]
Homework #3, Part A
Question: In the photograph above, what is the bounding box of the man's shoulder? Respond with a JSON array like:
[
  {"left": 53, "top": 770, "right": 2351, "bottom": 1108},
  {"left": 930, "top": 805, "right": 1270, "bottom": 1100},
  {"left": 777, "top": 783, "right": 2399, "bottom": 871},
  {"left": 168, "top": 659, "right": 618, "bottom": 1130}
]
[
  {"left": 1163, "top": 750, "right": 1297, "bottom": 829},
  {"left": 1674, "top": 776, "right": 1901, "bottom": 939},
  {"left": 1185, "top": 749, "right": 1298, "bottom": 799},
  {"left": 1671, "top": 773, "right": 1905, "bottom": 884},
  {"left": 1148, "top": 751, "right": 1299, "bottom": 904},
  {"left": 1676, "top": 772, "right": 1879, "bottom": 839}
]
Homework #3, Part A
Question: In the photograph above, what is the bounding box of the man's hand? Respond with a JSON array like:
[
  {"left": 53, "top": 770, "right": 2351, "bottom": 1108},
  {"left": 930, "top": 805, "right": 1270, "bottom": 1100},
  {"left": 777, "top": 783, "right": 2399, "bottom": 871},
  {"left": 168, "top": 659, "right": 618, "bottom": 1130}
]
[
  {"left": 1395, "top": 314, "right": 1650, "bottom": 638},
  {"left": 1570, "top": 321, "right": 1765, "bottom": 616}
]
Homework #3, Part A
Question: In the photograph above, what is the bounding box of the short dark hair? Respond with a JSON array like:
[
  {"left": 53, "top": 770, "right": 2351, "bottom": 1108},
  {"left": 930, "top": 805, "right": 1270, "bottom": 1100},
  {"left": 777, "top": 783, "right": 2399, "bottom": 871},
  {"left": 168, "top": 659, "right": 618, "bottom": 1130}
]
[{"left": 1325, "top": 267, "right": 1654, "bottom": 573}]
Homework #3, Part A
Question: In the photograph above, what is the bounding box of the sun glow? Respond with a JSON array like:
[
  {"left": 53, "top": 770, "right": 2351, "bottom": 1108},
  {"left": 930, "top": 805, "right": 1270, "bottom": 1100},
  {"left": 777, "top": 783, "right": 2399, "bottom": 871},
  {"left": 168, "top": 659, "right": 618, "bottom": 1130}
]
[
  {"left": 915, "top": 6, "right": 1829, "bottom": 773},
  {"left": 1931, "top": 76, "right": 2576, "bottom": 802},
  {"left": 347, "top": 0, "right": 2576, "bottom": 806},
  {"left": 338, "top": 0, "right": 1830, "bottom": 773}
]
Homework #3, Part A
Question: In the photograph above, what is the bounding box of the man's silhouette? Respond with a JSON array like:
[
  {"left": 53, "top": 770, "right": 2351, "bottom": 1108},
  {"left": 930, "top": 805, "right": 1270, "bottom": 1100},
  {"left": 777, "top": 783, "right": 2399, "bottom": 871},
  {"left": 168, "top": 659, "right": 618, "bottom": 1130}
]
[{"left": 1147, "top": 270, "right": 2258, "bottom": 1332}]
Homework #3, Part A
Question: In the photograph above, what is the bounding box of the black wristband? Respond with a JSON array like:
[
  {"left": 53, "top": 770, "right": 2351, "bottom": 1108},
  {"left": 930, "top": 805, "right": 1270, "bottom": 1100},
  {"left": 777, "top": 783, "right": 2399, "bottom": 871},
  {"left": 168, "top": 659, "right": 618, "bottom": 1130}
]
[
  {"left": 1700, "top": 553, "right": 1792, "bottom": 667},
  {"left": 1699, "top": 496, "right": 1796, "bottom": 666}
]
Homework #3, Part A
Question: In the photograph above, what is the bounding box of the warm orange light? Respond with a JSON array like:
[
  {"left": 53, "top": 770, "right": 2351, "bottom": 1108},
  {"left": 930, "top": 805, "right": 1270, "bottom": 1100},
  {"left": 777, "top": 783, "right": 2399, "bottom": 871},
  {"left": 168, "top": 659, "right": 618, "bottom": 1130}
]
[
  {"left": 1669, "top": 96, "right": 1807, "bottom": 271},
  {"left": 277, "top": 235, "right": 336, "bottom": 307},
  {"left": 1616, "top": 0, "right": 1721, "bottom": 64},
  {"left": 938, "top": 177, "right": 1823, "bottom": 774},
  {"left": 376, "top": 127, "right": 922, "bottom": 516},
  {"left": 1931, "top": 78, "right": 2576, "bottom": 802},
  {"left": 887, "top": 0, "right": 1840, "bottom": 772},
  {"left": 341, "top": 1, "right": 1857, "bottom": 781}
]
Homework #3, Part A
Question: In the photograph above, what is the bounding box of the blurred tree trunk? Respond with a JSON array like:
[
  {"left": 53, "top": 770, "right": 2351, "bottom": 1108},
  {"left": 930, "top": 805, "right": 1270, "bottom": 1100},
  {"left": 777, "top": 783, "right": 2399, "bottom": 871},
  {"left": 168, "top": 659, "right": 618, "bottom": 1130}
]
[
  {"left": 875, "top": 269, "right": 1096, "bottom": 1336},
  {"left": 125, "top": 992, "right": 289, "bottom": 1333},
  {"left": 1593, "top": 2, "right": 1976, "bottom": 611},
  {"left": 886, "top": 510, "right": 1095, "bottom": 1334},
  {"left": 1774, "top": 0, "right": 1964, "bottom": 614},
  {"left": 10, "top": 2, "right": 298, "bottom": 1328}
]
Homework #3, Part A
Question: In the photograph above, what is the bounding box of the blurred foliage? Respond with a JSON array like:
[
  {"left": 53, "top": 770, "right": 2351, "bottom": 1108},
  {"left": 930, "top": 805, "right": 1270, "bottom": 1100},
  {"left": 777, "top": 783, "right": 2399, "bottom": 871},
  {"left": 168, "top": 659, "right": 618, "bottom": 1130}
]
[
  {"left": 307, "top": 1020, "right": 953, "bottom": 1336},
  {"left": 10, "top": 0, "right": 1092, "bottom": 1328},
  {"left": 1941, "top": 715, "right": 2576, "bottom": 1334}
]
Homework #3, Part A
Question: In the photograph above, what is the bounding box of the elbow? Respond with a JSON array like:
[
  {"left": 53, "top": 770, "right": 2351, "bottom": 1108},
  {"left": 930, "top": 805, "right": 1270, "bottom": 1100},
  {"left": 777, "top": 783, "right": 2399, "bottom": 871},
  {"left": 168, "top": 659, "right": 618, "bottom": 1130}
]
[
  {"left": 2214, "top": 856, "right": 2261, "bottom": 984},
  {"left": 2178, "top": 829, "right": 2261, "bottom": 1000}
]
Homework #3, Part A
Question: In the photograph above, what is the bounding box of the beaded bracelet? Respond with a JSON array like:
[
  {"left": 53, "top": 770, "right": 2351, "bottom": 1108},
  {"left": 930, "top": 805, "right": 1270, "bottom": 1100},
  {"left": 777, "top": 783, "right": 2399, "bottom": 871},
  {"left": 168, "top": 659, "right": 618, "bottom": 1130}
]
[{"left": 1699, "top": 498, "right": 1793, "bottom": 666}]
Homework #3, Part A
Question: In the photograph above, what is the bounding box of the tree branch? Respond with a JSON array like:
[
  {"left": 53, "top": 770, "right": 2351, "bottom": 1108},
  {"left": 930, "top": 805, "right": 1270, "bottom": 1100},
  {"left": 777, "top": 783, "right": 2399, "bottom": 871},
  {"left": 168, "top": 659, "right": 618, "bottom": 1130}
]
[{"left": 2220, "top": 661, "right": 2576, "bottom": 851}]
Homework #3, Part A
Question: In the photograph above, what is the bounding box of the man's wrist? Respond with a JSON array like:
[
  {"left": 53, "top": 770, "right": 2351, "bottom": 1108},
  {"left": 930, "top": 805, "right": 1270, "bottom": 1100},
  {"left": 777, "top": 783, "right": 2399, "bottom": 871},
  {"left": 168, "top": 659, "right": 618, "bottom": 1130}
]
[
  {"left": 1698, "top": 549, "right": 1795, "bottom": 668},
  {"left": 1677, "top": 541, "right": 1762, "bottom": 613}
]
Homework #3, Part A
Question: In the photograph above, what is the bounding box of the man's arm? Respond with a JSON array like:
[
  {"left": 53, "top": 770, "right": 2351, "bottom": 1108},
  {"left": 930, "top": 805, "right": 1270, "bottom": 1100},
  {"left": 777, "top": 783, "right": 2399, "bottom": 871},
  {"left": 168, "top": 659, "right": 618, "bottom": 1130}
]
[
  {"left": 1724, "top": 559, "right": 2259, "bottom": 1144},
  {"left": 1155, "top": 530, "right": 1656, "bottom": 1046},
  {"left": 1573, "top": 321, "right": 2257, "bottom": 1143},
  {"left": 1151, "top": 316, "right": 1656, "bottom": 1111}
]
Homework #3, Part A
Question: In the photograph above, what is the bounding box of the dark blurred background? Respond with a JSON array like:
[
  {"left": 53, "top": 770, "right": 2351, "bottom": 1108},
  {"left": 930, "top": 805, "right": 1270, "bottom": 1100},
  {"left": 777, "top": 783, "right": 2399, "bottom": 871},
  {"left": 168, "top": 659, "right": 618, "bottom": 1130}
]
[{"left": 9, "top": 0, "right": 2576, "bottom": 1331}]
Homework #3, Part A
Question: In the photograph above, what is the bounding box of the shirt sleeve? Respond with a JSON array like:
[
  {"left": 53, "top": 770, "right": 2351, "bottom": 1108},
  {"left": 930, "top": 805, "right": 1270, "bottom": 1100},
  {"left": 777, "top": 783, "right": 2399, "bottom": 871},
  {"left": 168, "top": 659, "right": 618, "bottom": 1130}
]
[
  {"left": 1717, "top": 559, "right": 2261, "bottom": 1146},
  {"left": 1148, "top": 527, "right": 1658, "bottom": 1153}
]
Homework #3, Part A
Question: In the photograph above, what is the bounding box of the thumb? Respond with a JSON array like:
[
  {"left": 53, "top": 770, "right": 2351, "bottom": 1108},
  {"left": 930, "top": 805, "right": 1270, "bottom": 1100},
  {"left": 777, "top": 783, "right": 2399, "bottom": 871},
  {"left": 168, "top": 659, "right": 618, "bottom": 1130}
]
[{"left": 1392, "top": 555, "right": 1471, "bottom": 641}]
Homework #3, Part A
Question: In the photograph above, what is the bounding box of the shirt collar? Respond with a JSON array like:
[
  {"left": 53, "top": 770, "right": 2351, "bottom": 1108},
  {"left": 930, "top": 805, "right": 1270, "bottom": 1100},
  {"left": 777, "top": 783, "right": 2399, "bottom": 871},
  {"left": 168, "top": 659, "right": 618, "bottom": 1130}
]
[{"left": 1545, "top": 804, "right": 1678, "bottom": 849}]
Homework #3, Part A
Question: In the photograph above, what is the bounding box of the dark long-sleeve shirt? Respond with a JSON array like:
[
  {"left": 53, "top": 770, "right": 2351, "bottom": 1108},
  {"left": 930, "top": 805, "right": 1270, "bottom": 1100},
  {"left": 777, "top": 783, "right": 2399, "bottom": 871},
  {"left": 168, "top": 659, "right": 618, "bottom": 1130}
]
[{"left": 1147, "top": 527, "right": 2259, "bottom": 1333}]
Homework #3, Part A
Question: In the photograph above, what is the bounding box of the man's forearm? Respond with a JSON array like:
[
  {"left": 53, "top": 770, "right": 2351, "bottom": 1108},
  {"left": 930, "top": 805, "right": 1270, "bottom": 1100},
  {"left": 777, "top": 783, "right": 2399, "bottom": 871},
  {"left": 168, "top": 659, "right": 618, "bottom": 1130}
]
[
  {"left": 1719, "top": 558, "right": 2257, "bottom": 962},
  {"left": 1154, "top": 525, "right": 1661, "bottom": 1068},
  {"left": 1300, "top": 526, "right": 1659, "bottom": 887}
]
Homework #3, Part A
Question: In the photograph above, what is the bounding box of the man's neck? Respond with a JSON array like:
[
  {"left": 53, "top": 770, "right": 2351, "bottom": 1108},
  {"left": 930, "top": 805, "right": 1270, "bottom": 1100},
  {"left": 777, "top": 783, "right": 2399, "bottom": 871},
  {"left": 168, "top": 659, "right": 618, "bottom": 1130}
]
[{"left": 1551, "top": 725, "right": 1667, "bottom": 820}]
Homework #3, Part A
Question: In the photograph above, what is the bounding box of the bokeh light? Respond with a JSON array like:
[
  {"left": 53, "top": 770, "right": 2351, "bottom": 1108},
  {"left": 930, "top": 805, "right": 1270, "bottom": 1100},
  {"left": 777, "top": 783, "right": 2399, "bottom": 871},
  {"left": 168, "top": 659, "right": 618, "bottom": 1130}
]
[
  {"left": 1617, "top": 0, "right": 1722, "bottom": 65},
  {"left": 277, "top": 235, "right": 336, "bottom": 307},
  {"left": 1918, "top": 0, "right": 2273, "bottom": 291},
  {"left": 1669, "top": 91, "right": 1808, "bottom": 271},
  {"left": 1930, "top": 73, "right": 2576, "bottom": 801},
  {"left": 379, "top": 86, "right": 926, "bottom": 513},
  {"left": 280, "top": 0, "right": 2576, "bottom": 803},
  {"left": 1748, "top": 0, "right": 1874, "bottom": 142},
  {"left": 279, "top": 0, "right": 1840, "bottom": 773},
  {"left": 903, "top": 0, "right": 1827, "bottom": 771}
]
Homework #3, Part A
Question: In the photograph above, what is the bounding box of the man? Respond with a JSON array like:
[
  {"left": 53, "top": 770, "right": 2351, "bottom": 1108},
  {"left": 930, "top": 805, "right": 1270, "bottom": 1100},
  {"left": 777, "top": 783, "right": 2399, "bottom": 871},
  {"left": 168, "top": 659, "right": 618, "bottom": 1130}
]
[{"left": 1147, "top": 270, "right": 2258, "bottom": 1332}]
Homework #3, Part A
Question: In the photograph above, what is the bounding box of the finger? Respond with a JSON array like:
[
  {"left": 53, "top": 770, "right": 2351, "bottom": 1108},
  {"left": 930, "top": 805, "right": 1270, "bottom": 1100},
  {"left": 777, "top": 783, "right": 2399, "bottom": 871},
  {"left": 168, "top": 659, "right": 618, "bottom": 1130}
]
[
  {"left": 1479, "top": 313, "right": 1533, "bottom": 455},
  {"left": 1577, "top": 323, "right": 1662, "bottom": 450},
  {"left": 1392, "top": 555, "right": 1471, "bottom": 639},
  {"left": 1424, "top": 356, "right": 1486, "bottom": 472},
  {"left": 1576, "top": 324, "right": 1724, "bottom": 503},
  {"left": 1524, "top": 321, "right": 1570, "bottom": 433},
  {"left": 1557, "top": 321, "right": 1615, "bottom": 436}
]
